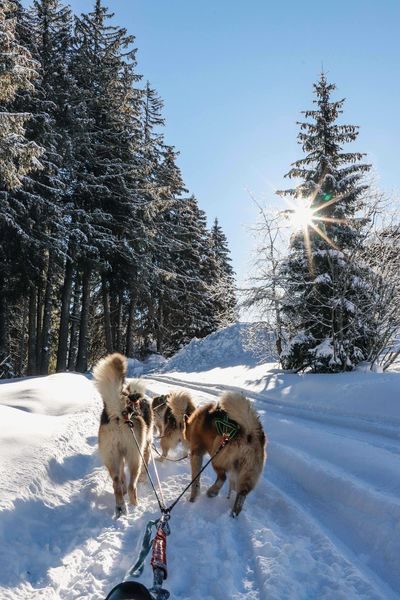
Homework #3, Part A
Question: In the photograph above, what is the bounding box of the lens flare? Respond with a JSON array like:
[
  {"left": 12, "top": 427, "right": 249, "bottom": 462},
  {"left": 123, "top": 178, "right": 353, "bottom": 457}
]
[
  {"left": 287, "top": 201, "right": 315, "bottom": 231},
  {"left": 281, "top": 187, "right": 348, "bottom": 274}
]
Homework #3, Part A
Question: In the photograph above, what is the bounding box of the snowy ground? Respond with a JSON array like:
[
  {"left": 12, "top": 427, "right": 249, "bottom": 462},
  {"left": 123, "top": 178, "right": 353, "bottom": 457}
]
[{"left": 1, "top": 330, "right": 399, "bottom": 599}]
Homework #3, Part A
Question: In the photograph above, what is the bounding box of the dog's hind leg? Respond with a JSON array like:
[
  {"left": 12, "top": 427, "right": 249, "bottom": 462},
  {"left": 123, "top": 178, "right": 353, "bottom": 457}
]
[
  {"left": 231, "top": 492, "right": 247, "bottom": 517},
  {"left": 107, "top": 462, "right": 127, "bottom": 518},
  {"left": 159, "top": 436, "right": 173, "bottom": 460},
  {"left": 231, "top": 471, "right": 254, "bottom": 517},
  {"left": 119, "top": 461, "right": 127, "bottom": 495},
  {"left": 207, "top": 466, "right": 227, "bottom": 498},
  {"left": 139, "top": 441, "right": 151, "bottom": 482},
  {"left": 127, "top": 454, "right": 142, "bottom": 506},
  {"left": 189, "top": 450, "right": 204, "bottom": 502}
]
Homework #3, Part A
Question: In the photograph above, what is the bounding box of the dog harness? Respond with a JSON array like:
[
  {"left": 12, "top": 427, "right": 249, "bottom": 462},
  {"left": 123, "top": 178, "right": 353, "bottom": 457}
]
[{"left": 214, "top": 409, "right": 239, "bottom": 440}]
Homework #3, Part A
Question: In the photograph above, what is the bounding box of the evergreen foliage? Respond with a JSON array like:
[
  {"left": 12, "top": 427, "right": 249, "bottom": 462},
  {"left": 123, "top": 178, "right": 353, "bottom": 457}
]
[
  {"left": 278, "top": 73, "right": 373, "bottom": 372},
  {"left": 209, "top": 217, "right": 237, "bottom": 327},
  {"left": 0, "top": 0, "right": 236, "bottom": 377},
  {"left": 0, "top": 0, "right": 44, "bottom": 377}
]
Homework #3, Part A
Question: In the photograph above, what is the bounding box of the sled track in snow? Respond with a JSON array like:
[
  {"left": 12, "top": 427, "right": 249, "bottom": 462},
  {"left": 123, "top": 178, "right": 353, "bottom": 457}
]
[
  {"left": 146, "top": 374, "right": 400, "bottom": 599},
  {"left": 2, "top": 373, "right": 398, "bottom": 599},
  {"left": 146, "top": 374, "right": 400, "bottom": 443}
]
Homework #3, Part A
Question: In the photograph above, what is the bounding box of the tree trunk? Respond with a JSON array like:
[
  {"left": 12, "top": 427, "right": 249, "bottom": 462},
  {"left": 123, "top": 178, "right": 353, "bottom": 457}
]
[
  {"left": 101, "top": 274, "right": 113, "bottom": 353},
  {"left": 110, "top": 288, "right": 118, "bottom": 350},
  {"left": 76, "top": 267, "right": 91, "bottom": 373},
  {"left": 40, "top": 253, "right": 55, "bottom": 375},
  {"left": 56, "top": 258, "right": 74, "bottom": 372},
  {"left": 68, "top": 272, "right": 81, "bottom": 372},
  {"left": 126, "top": 292, "right": 137, "bottom": 357},
  {"left": 156, "top": 296, "right": 164, "bottom": 354},
  {"left": 0, "top": 276, "right": 10, "bottom": 377},
  {"left": 17, "top": 297, "right": 28, "bottom": 376},
  {"left": 115, "top": 291, "right": 123, "bottom": 352},
  {"left": 27, "top": 286, "right": 37, "bottom": 375},
  {"left": 35, "top": 281, "right": 43, "bottom": 373}
]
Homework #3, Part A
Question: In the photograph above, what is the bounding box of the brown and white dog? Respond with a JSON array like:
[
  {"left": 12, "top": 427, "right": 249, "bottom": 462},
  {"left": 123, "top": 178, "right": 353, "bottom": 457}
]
[
  {"left": 184, "top": 391, "right": 266, "bottom": 516},
  {"left": 93, "top": 353, "right": 152, "bottom": 517},
  {"left": 152, "top": 390, "right": 196, "bottom": 459},
  {"left": 124, "top": 378, "right": 153, "bottom": 475}
]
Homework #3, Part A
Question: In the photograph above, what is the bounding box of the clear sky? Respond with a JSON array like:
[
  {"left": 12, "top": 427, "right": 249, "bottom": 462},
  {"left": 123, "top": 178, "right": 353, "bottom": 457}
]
[{"left": 59, "top": 1, "right": 400, "bottom": 286}]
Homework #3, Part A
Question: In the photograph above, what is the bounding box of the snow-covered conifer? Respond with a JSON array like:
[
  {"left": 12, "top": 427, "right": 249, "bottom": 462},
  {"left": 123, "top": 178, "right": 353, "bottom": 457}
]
[
  {"left": 209, "top": 217, "right": 237, "bottom": 327},
  {"left": 278, "top": 73, "right": 372, "bottom": 372},
  {"left": 0, "top": 0, "right": 43, "bottom": 377}
]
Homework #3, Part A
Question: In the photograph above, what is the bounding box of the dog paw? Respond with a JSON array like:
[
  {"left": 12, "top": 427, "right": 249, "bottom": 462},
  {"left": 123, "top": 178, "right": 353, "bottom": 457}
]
[
  {"left": 115, "top": 503, "right": 127, "bottom": 518},
  {"left": 206, "top": 488, "right": 219, "bottom": 498}
]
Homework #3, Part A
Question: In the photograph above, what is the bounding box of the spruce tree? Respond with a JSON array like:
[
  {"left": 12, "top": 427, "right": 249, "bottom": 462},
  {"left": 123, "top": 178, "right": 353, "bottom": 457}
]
[
  {"left": 279, "top": 73, "right": 372, "bottom": 372},
  {"left": 0, "top": 0, "right": 44, "bottom": 377},
  {"left": 160, "top": 196, "right": 218, "bottom": 353},
  {"left": 0, "top": 0, "right": 43, "bottom": 191},
  {"left": 22, "top": 0, "right": 76, "bottom": 374},
  {"left": 209, "top": 218, "right": 237, "bottom": 327},
  {"left": 70, "top": 0, "right": 142, "bottom": 371}
]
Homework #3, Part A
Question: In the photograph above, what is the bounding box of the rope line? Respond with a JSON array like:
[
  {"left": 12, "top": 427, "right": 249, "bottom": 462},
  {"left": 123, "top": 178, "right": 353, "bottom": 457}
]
[
  {"left": 150, "top": 445, "right": 166, "bottom": 508},
  {"left": 152, "top": 443, "right": 188, "bottom": 462},
  {"left": 126, "top": 421, "right": 231, "bottom": 514},
  {"left": 166, "top": 435, "right": 230, "bottom": 513},
  {"left": 126, "top": 419, "right": 166, "bottom": 513}
]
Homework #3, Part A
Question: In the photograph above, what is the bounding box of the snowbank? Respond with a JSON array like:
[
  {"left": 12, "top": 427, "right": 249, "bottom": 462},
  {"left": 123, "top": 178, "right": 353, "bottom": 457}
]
[
  {"left": 163, "top": 322, "right": 276, "bottom": 372},
  {"left": 127, "top": 354, "right": 167, "bottom": 377},
  {"left": 1, "top": 327, "right": 399, "bottom": 599}
]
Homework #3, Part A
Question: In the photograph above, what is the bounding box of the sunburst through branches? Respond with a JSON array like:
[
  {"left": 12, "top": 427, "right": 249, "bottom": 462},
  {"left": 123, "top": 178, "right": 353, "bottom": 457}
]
[{"left": 282, "top": 186, "right": 349, "bottom": 271}]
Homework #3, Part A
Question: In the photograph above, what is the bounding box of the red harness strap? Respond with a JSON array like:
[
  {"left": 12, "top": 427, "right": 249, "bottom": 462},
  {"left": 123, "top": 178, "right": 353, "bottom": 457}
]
[{"left": 150, "top": 525, "right": 168, "bottom": 580}]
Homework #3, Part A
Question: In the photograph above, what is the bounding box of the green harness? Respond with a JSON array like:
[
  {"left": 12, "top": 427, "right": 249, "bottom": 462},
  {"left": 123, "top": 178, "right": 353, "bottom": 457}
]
[{"left": 214, "top": 411, "right": 239, "bottom": 439}]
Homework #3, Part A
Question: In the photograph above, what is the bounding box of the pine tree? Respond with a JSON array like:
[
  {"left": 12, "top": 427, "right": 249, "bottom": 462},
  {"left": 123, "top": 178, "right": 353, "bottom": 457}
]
[
  {"left": 21, "top": 0, "right": 77, "bottom": 375},
  {"left": 209, "top": 218, "right": 237, "bottom": 327},
  {"left": 159, "top": 196, "right": 218, "bottom": 353},
  {"left": 278, "top": 73, "right": 372, "bottom": 372},
  {"left": 0, "top": 0, "right": 43, "bottom": 191},
  {"left": 70, "top": 0, "right": 143, "bottom": 371},
  {"left": 0, "top": 0, "right": 44, "bottom": 377}
]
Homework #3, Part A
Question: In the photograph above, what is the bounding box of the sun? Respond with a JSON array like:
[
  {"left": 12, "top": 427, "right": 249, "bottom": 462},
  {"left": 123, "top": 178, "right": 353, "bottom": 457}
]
[{"left": 286, "top": 198, "right": 316, "bottom": 231}]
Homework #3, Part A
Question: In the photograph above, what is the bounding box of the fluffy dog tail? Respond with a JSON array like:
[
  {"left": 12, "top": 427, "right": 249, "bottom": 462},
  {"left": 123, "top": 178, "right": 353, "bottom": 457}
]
[
  {"left": 219, "top": 391, "right": 260, "bottom": 435},
  {"left": 93, "top": 353, "right": 127, "bottom": 416},
  {"left": 126, "top": 378, "right": 147, "bottom": 397},
  {"left": 168, "top": 390, "right": 195, "bottom": 427}
]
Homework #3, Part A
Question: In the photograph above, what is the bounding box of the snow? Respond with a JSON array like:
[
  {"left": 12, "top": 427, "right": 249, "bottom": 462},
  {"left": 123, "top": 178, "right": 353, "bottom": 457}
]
[
  {"left": 162, "top": 322, "right": 276, "bottom": 372},
  {"left": 127, "top": 354, "right": 167, "bottom": 377},
  {"left": 0, "top": 325, "right": 399, "bottom": 599}
]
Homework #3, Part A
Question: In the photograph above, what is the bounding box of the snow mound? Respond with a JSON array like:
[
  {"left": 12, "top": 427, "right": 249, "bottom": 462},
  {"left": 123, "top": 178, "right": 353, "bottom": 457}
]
[
  {"left": 127, "top": 354, "right": 167, "bottom": 377},
  {"left": 163, "top": 322, "right": 276, "bottom": 372}
]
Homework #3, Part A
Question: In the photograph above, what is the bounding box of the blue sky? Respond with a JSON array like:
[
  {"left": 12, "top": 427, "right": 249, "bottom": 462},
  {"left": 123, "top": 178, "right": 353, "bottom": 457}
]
[{"left": 65, "top": 0, "right": 400, "bottom": 285}]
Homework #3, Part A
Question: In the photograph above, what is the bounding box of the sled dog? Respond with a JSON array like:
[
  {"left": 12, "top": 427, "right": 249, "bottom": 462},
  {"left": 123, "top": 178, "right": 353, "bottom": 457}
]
[
  {"left": 93, "top": 353, "right": 150, "bottom": 517},
  {"left": 184, "top": 391, "right": 266, "bottom": 516},
  {"left": 152, "top": 390, "right": 196, "bottom": 459},
  {"left": 124, "top": 378, "right": 153, "bottom": 474}
]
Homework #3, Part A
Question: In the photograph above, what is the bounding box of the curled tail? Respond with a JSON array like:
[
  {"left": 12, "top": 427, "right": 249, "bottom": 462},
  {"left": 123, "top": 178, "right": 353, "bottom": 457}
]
[
  {"left": 126, "top": 378, "right": 147, "bottom": 397},
  {"left": 93, "top": 353, "right": 127, "bottom": 417},
  {"left": 168, "top": 390, "right": 195, "bottom": 427},
  {"left": 219, "top": 391, "right": 261, "bottom": 435}
]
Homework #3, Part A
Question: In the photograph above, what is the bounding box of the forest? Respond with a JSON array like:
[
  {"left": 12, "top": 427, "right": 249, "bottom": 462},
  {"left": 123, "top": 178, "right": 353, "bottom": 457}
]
[{"left": 0, "top": 0, "right": 237, "bottom": 378}]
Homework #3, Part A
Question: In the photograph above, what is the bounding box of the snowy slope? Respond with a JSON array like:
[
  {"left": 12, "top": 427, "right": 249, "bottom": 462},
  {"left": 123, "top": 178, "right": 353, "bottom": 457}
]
[
  {"left": 0, "top": 334, "right": 399, "bottom": 599},
  {"left": 162, "top": 322, "right": 276, "bottom": 372}
]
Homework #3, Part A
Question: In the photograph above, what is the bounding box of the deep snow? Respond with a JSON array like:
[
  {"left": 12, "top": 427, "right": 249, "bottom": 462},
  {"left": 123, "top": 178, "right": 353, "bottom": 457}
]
[{"left": 0, "top": 325, "right": 399, "bottom": 599}]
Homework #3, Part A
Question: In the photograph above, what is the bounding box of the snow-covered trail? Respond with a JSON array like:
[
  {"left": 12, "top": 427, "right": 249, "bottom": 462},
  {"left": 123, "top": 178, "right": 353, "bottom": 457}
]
[
  {"left": 0, "top": 372, "right": 399, "bottom": 599},
  {"left": 145, "top": 375, "right": 400, "bottom": 599}
]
